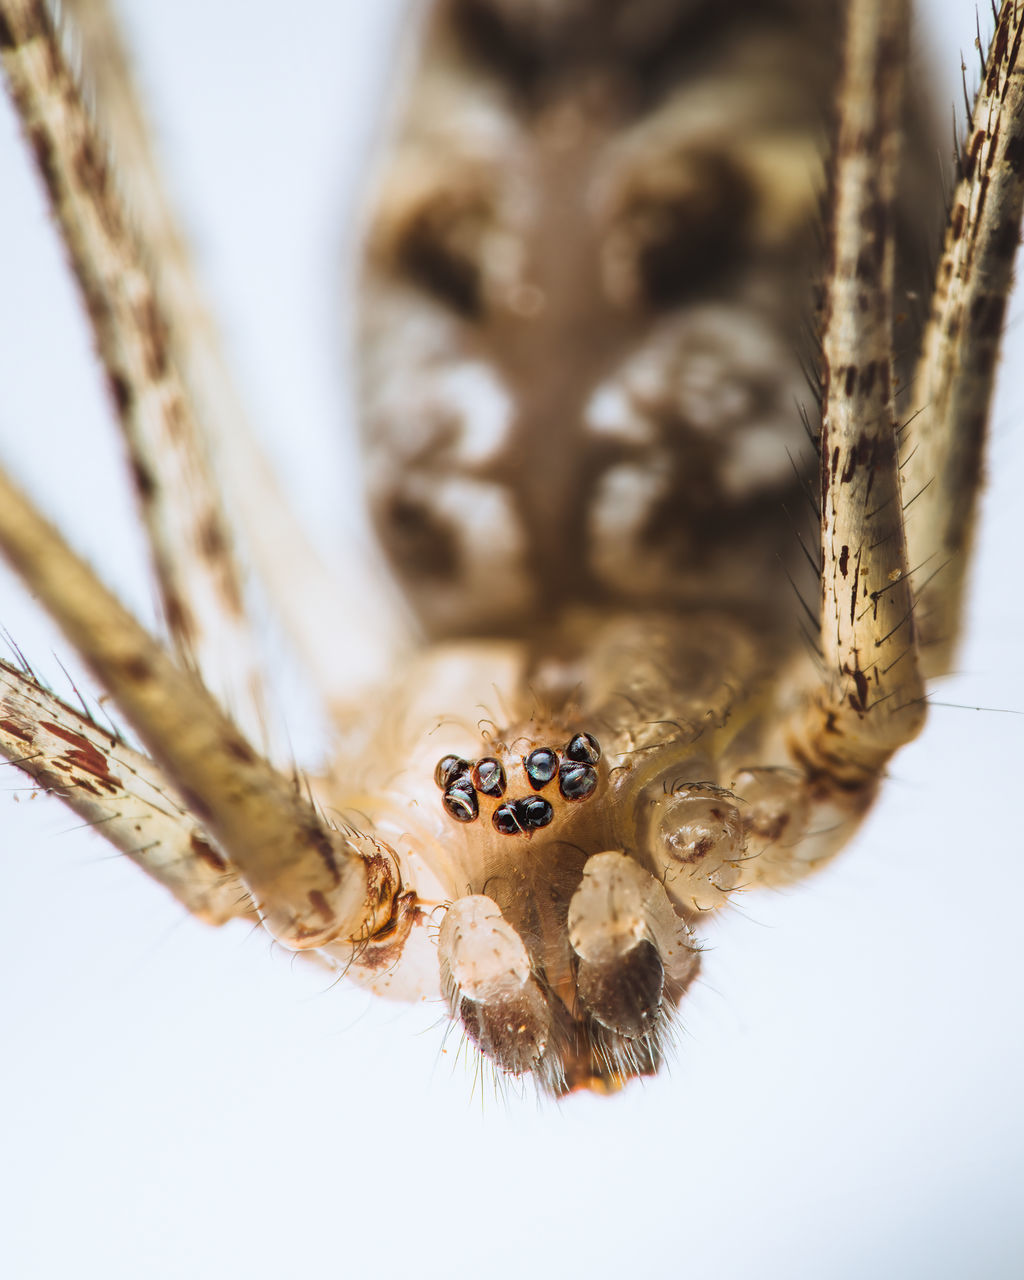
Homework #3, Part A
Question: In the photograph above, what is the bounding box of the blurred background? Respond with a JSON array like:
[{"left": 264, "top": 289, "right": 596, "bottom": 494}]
[{"left": 0, "top": 3, "right": 1021, "bottom": 1276}]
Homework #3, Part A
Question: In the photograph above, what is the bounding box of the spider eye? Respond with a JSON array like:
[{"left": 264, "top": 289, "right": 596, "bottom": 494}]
[
  {"left": 471, "top": 757, "right": 506, "bottom": 796},
  {"left": 565, "top": 732, "right": 601, "bottom": 764},
  {"left": 491, "top": 795, "right": 554, "bottom": 835},
  {"left": 524, "top": 747, "right": 559, "bottom": 788},
  {"left": 515, "top": 796, "right": 553, "bottom": 830},
  {"left": 435, "top": 754, "right": 470, "bottom": 789},
  {"left": 559, "top": 761, "right": 598, "bottom": 800},
  {"left": 443, "top": 781, "right": 479, "bottom": 822},
  {"left": 492, "top": 803, "right": 520, "bottom": 834}
]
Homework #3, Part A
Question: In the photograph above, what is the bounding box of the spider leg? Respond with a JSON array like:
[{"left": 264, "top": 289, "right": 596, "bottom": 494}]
[
  {"left": 900, "top": 0, "right": 1024, "bottom": 678},
  {"left": 0, "top": 0, "right": 271, "bottom": 740},
  {"left": 65, "top": 0, "right": 416, "bottom": 719},
  {"left": 0, "top": 659, "right": 253, "bottom": 925},
  {"left": 0, "top": 466, "right": 400, "bottom": 948},
  {"left": 1, "top": 0, "right": 413, "bottom": 738},
  {"left": 0, "top": 0, "right": 406, "bottom": 951},
  {"left": 794, "top": 0, "right": 928, "bottom": 789}
]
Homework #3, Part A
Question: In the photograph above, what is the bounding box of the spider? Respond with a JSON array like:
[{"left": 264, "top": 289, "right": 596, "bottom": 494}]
[
  {"left": 2, "top": 1, "right": 1023, "bottom": 1272},
  {"left": 0, "top": 0, "right": 1018, "bottom": 1141}
]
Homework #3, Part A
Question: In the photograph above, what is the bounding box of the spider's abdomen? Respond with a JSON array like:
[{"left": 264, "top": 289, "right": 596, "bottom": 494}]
[{"left": 358, "top": 0, "right": 843, "bottom": 639}]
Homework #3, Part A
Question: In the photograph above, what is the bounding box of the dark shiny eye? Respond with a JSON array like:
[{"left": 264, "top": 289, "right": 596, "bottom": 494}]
[
  {"left": 515, "top": 796, "right": 553, "bottom": 830},
  {"left": 559, "top": 761, "right": 598, "bottom": 801},
  {"left": 565, "top": 733, "right": 601, "bottom": 764},
  {"left": 524, "top": 748, "right": 559, "bottom": 789},
  {"left": 492, "top": 803, "right": 520, "bottom": 835},
  {"left": 471, "top": 757, "right": 506, "bottom": 797},
  {"left": 443, "top": 782, "right": 479, "bottom": 822},
  {"left": 435, "top": 754, "right": 470, "bottom": 790}
]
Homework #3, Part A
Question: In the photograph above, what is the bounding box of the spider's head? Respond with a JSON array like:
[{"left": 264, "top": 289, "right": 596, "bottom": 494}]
[
  {"left": 433, "top": 729, "right": 603, "bottom": 839},
  {"left": 432, "top": 727, "right": 729, "bottom": 1095}
]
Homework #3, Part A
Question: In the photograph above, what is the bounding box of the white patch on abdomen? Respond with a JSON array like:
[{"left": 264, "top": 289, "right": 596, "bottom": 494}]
[
  {"left": 584, "top": 382, "right": 657, "bottom": 444},
  {"left": 435, "top": 360, "right": 514, "bottom": 464},
  {"left": 581, "top": 304, "right": 810, "bottom": 595},
  {"left": 588, "top": 456, "right": 672, "bottom": 592}
]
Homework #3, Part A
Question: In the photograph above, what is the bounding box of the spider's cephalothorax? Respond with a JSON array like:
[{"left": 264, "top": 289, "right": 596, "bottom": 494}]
[
  {"left": 1, "top": 0, "right": 1021, "bottom": 1096},
  {"left": 345, "top": 603, "right": 871, "bottom": 1091}
]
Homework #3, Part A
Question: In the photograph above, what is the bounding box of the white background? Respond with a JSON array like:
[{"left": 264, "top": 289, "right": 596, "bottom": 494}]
[{"left": 1, "top": 3, "right": 1022, "bottom": 1277}]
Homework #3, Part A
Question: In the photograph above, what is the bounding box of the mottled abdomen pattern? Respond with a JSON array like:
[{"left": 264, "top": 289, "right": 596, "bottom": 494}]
[
  {"left": 363, "top": 2, "right": 849, "bottom": 639},
  {"left": 359, "top": 0, "right": 942, "bottom": 640}
]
